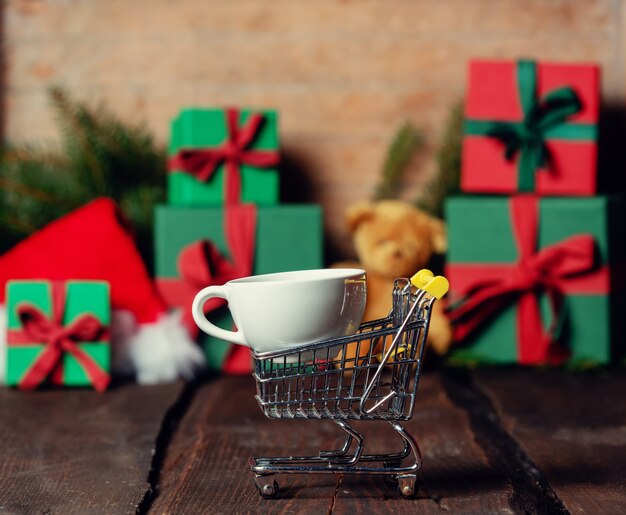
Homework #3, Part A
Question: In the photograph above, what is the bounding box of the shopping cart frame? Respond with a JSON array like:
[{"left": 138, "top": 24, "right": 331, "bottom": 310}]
[{"left": 248, "top": 273, "right": 447, "bottom": 499}]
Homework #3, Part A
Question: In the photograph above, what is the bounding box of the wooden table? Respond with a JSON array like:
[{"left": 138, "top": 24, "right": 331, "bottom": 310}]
[{"left": 1, "top": 369, "right": 624, "bottom": 514}]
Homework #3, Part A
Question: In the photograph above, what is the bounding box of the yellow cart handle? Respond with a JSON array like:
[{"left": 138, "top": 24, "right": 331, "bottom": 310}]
[
  {"left": 363, "top": 270, "right": 449, "bottom": 414},
  {"left": 410, "top": 269, "right": 449, "bottom": 299}
]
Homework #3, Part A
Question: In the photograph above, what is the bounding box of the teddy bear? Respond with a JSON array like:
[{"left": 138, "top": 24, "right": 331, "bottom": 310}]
[{"left": 334, "top": 199, "right": 453, "bottom": 359}]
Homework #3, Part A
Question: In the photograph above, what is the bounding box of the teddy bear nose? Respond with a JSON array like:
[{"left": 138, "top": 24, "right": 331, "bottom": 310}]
[{"left": 393, "top": 249, "right": 403, "bottom": 259}]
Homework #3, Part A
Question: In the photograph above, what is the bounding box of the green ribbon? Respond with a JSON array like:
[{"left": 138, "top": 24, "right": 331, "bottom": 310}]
[{"left": 464, "top": 60, "right": 597, "bottom": 192}]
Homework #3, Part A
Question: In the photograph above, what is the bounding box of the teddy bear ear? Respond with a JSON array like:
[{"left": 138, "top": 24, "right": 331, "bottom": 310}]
[
  {"left": 429, "top": 216, "right": 448, "bottom": 254},
  {"left": 346, "top": 202, "right": 375, "bottom": 233}
]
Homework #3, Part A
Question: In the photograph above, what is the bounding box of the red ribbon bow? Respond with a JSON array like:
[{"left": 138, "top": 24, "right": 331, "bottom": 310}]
[
  {"left": 156, "top": 205, "right": 257, "bottom": 339},
  {"left": 175, "top": 239, "right": 242, "bottom": 336},
  {"left": 447, "top": 196, "right": 601, "bottom": 364},
  {"left": 167, "top": 108, "right": 279, "bottom": 204},
  {"left": 177, "top": 239, "right": 255, "bottom": 374},
  {"left": 8, "top": 282, "right": 110, "bottom": 392}
]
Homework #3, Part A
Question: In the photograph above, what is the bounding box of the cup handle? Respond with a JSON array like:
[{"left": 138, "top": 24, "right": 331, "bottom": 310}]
[{"left": 191, "top": 285, "right": 248, "bottom": 347}]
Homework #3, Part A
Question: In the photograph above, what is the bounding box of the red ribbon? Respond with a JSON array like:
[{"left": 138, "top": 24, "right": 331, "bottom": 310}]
[
  {"left": 167, "top": 108, "right": 279, "bottom": 205},
  {"left": 159, "top": 239, "right": 241, "bottom": 337},
  {"left": 157, "top": 205, "right": 257, "bottom": 336},
  {"left": 7, "top": 282, "right": 110, "bottom": 392},
  {"left": 447, "top": 196, "right": 602, "bottom": 364}
]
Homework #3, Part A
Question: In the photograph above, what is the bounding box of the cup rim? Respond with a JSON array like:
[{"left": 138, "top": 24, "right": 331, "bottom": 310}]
[{"left": 228, "top": 268, "right": 366, "bottom": 286}]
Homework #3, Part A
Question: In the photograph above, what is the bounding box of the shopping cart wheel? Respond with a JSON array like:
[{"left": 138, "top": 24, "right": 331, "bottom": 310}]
[
  {"left": 397, "top": 474, "right": 417, "bottom": 498},
  {"left": 254, "top": 475, "right": 280, "bottom": 499}
]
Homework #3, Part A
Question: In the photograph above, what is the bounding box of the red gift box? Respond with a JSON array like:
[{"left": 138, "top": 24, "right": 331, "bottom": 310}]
[{"left": 462, "top": 59, "right": 599, "bottom": 196}]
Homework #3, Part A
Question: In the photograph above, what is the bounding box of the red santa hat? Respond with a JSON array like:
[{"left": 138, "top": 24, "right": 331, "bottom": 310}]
[{"left": 0, "top": 198, "right": 204, "bottom": 384}]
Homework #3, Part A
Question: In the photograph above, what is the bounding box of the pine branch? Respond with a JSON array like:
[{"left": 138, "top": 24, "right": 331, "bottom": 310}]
[
  {"left": 0, "top": 212, "right": 38, "bottom": 234},
  {"left": 374, "top": 122, "right": 422, "bottom": 200},
  {"left": 0, "top": 143, "right": 83, "bottom": 204},
  {"left": 50, "top": 86, "right": 166, "bottom": 196},
  {"left": 0, "top": 86, "right": 167, "bottom": 266},
  {"left": 0, "top": 177, "right": 69, "bottom": 207},
  {"left": 416, "top": 101, "right": 463, "bottom": 218},
  {"left": 49, "top": 85, "right": 108, "bottom": 194},
  {"left": 1, "top": 145, "right": 67, "bottom": 167}
]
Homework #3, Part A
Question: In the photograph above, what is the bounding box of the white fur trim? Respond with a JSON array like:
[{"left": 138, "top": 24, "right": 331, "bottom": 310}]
[
  {"left": 0, "top": 305, "right": 206, "bottom": 386},
  {"left": 110, "top": 309, "right": 205, "bottom": 384},
  {"left": 119, "top": 310, "right": 206, "bottom": 384}
]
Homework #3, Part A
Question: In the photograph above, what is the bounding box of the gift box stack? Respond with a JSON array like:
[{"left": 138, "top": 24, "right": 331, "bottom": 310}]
[
  {"left": 445, "top": 59, "right": 624, "bottom": 366},
  {"left": 156, "top": 108, "right": 324, "bottom": 373}
]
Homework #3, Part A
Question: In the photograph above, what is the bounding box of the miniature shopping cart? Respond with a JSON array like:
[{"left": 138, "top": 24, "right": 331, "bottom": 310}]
[{"left": 249, "top": 269, "right": 449, "bottom": 499}]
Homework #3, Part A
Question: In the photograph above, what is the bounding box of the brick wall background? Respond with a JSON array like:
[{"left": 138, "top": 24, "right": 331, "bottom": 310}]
[{"left": 4, "top": 0, "right": 626, "bottom": 261}]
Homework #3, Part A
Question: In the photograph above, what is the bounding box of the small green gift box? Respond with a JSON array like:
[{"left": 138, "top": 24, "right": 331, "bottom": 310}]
[
  {"left": 6, "top": 280, "right": 110, "bottom": 391},
  {"left": 167, "top": 108, "right": 279, "bottom": 206},
  {"left": 155, "top": 204, "right": 323, "bottom": 371},
  {"left": 445, "top": 195, "right": 624, "bottom": 366}
]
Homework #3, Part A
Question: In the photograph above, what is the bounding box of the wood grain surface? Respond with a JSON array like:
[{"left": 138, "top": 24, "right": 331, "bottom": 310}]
[
  {"left": 1, "top": 370, "right": 625, "bottom": 513},
  {"left": 476, "top": 369, "right": 626, "bottom": 514},
  {"left": 150, "top": 374, "right": 341, "bottom": 514},
  {"left": 0, "top": 382, "right": 184, "bottom": 514},
  {"left": 331, "top": 371, "right": 516, "bottom": 514},
  {"left": 151, "top": 373, "right": 515, "bottom": 514}
]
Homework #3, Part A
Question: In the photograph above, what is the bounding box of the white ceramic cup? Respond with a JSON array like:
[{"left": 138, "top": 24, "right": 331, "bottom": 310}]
[{"left": 192, "top": 268, "right": 367, "bottom": 353}]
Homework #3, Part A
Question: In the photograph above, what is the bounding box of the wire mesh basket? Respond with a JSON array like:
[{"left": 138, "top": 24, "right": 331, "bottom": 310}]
[{"left": 249, "top": 270, "right": 449, "bottom": 499}]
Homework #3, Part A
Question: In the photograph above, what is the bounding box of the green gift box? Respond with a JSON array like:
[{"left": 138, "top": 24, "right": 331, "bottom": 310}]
[
  {"left": 155, "top": 204, "right": 323, "bottom": 369},
  {"left": 445, "top": 195, "right": 624, "bottom": 365},
  {"left": 6, "top": 280, "right": 111, "bottom": 391},
  {"left": 168, "top": 108, "right": 279, "bottom": 206}
]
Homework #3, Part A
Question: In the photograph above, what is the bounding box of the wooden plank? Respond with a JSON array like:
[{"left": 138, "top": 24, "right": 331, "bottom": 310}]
[
  {"left": 476, "top": 369, "right": 626, "bottom": 513},
  {"left": 331, "top": 372, "right": 515, "bottom": 513},
  {"left": 152, "top": 375, "right": 339, "bottom": 513},
  {"left": 154, "top": 373, "right": 515, "bottom": 513},
  {"left": 0, "top": 382, "right": 184, "bottom": 514}
]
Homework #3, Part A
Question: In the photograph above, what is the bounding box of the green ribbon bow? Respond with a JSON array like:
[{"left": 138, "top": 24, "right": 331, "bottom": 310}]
[{"left": 465, "top": 60, "right": 596, "bottom": 192}]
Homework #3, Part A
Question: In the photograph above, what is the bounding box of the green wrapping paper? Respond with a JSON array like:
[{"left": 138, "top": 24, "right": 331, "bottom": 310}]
[
  {"left": 155, "top": 205, "right": 323, "bottom": 369},
  {"left": 168, "top": 108, "right": 279, "bottom": 206},
  {"left": 445, "top": 195, "right": 624, "bottom": 365},
  {"left": 6, "top": 281, "right": 110, "bottom": 390}
]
